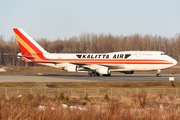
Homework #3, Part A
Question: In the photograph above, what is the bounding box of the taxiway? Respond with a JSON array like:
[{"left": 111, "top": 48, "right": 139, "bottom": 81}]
[{"left": 0, "top": 74, "right": 178, "bottom": 82}]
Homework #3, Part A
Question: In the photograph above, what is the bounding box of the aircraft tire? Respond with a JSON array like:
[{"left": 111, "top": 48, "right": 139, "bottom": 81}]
[
  {"left": 92, "top": 73, "right": 96, "bottom": 77},
  {"left": 156, "top": 74, "right": 161, "bottom": 77},
  {"left": 88, "top": 72, "right": 92, "bottom": 77},
  {"left": 103, "top": 74, "right": 111, "bottom": 76},
  {"left": 88, "top": 74, "right": 92, "bottom": 77},
  {"left": 93, "top": 73, "right": 100, "bottom": 77},
  {"left": 96, "top": 73, "right": 100, "bottom": 76},
  {"left": 89, "top": 71, "right": 100, "bottom": 77}
]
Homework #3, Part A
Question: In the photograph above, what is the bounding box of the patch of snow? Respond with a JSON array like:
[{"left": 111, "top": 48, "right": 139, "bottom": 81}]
[
  {"left": 37, "top": 105, "right": 46, "bottom": 110},
  {"left": 38, "top": 104, "right": 87, "bottom": 111},
  {"left": 61, "top": 104, "right": 87, "bottom": 110},
  {"left": 37, "top": 105, "right": 56, "bottom": 110},
  {"left": 159, "top": 104, "right": 169, "bottom": 109},
  {"left": 0, "top": 67, "right": 8, "bottom": 72},
  {"left": 18, "top": 95, "right": 22, "bottom": 97},
  {"left": 51, "top": 107, "right": 56, "bottom": 110},
  {"left": 17, "top": 68, "right": 20, "bottom": 71},
  {"left": 70, "top": 106, "right": 87, "bottom": 110},
  {"left": 61, "top": 104, "right": 67, "bottom": 108}
]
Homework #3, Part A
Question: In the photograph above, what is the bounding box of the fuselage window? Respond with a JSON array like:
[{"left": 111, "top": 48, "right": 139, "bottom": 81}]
[{"left": 161, "top": 53, "right": 167, "bottom": 55}]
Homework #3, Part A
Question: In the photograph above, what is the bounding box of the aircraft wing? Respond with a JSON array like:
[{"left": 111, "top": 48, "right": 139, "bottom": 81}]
[
  {"left": 28, "top": 60, "right": 125, "bottom": 70},
  {"left": 71, "top": 62, "right": 125, "bottom": 69}
]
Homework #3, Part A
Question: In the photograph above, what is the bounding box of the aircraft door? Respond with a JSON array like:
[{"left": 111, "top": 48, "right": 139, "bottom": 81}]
[{"left": 137, "top": 51, "right": 141, "bottom": 57}]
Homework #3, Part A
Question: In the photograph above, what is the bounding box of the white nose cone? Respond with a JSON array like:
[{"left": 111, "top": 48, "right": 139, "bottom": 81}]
[{"left": 172, "top": 59, "right": 178, "bottom": 66}]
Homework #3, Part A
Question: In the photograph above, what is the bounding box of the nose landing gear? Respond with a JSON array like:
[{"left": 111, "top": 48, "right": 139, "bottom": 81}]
[{"left": 156, "top": 70, "right": 161, "bottom": 77}]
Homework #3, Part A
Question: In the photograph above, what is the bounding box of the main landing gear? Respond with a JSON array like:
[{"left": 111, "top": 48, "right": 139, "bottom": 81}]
[
  {"left": 88, "top": 71, "right": 111, "bottom": 77},
  {"left": 88, "top": 71, "right": 100, "bottom": 77},
  {"left": 156, "top": 70, "right": 161, "bottom": 77}
]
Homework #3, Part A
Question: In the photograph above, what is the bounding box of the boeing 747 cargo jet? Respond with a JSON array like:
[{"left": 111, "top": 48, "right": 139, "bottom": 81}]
[{"left": 5, "top": 28, "right": 177, "bottom": 77}]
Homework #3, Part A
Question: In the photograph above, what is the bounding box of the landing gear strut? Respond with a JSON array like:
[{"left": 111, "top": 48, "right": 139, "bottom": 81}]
[
  {"left": 88, "top": 71, "right": 100, "bottom": 77},
  {"left": 156, "top": 70, "right": 161, "bottom": 77}
]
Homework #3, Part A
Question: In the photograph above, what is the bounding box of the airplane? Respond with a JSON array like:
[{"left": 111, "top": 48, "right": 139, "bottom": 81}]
[{"left": 4, "top": 28, "right": 178, "bottom": 77}]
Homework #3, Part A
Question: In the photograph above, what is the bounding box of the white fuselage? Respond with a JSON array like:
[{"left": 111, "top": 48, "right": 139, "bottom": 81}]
[{"left": 33, "top": 51, "right": 177, "bottom": 72}]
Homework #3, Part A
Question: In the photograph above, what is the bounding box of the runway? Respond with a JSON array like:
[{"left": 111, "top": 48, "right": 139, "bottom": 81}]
[{"left": 0, "top": 74, "right": 179, "bottom": 82}]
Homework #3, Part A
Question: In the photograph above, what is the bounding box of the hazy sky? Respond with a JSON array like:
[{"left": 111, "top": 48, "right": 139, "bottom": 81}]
[{"left": 0, "top": 0, "right": 180, "bottom": 40}]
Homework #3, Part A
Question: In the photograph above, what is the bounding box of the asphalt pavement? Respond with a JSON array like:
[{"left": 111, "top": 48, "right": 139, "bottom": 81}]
[{"left": 0, "top": 74, "right": 178, "bottom": 82}]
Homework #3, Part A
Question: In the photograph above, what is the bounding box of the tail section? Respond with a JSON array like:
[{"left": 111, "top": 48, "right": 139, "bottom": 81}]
[
  {"left": 13, "top": 28, "right": 48, "bottom": 61},
  {"left": 13, "top": 28, "right": 48, "bottom": 54}
]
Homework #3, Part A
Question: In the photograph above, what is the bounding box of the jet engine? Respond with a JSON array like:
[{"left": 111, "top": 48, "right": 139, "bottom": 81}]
[
  {"left": 64, "top": 65, "right": 77, "bottom": 72},
  {"left": 121, "top": 71, "right": 134, "bottom": 74},
  {"left": 96, "top": 67, "right": 110, "bottom": 74}
]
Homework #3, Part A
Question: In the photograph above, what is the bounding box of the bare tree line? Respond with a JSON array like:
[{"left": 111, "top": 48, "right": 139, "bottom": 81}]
[{"left": 0, "top": 33, "right": 180, "bottom": 66}]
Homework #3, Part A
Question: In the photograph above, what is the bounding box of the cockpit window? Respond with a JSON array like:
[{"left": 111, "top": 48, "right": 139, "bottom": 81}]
[{"left": 161, "top": 53, "right": 167, "bottom": 55}]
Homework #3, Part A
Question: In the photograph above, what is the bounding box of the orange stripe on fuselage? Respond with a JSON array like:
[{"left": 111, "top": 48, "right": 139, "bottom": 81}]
[{"left": 33, "top": 59, "right": 173, "bottom": 64}]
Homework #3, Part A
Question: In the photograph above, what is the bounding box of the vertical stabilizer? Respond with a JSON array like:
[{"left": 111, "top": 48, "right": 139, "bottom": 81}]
[{"left": 13, "top": 28, "right": 48, "bottom": 54}]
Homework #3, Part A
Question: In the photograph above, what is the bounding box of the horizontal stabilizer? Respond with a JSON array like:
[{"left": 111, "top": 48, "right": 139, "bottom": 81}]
[
  {"left": 31, "top": 60, "right": 60, "bottom": 64},
  {"left": 3, "top": 53, "right": 37, "bottom": 59}
]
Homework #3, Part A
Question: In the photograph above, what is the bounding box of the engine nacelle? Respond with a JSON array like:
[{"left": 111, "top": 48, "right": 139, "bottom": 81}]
[
  {"left": 64, "top": 65, "right": 77, "bottom": 72},
  {"left": 96, "top": 67, "right": 110, "bottom": 74},
  {"left": 121, "top": 71, "right": 134, "bottom": 74}
]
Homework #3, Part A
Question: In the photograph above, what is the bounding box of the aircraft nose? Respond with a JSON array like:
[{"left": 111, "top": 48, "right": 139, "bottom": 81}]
[{"left": 172, "top": 59, "right": 178, "bottom": 65}]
